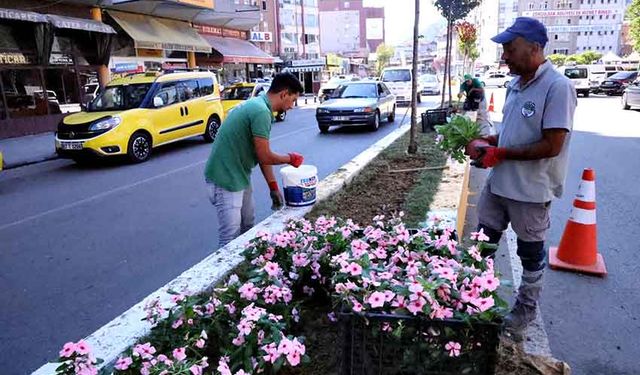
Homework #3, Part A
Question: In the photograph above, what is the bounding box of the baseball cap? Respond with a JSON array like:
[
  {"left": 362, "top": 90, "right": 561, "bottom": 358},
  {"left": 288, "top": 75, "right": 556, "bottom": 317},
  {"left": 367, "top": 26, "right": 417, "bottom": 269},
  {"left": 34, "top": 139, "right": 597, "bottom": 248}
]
[
  {"left": 491, "top": 17, "right": 548, "bottom": 47},
  {"left": 463, "top": 74, "right": 473, "bottom": 80}
]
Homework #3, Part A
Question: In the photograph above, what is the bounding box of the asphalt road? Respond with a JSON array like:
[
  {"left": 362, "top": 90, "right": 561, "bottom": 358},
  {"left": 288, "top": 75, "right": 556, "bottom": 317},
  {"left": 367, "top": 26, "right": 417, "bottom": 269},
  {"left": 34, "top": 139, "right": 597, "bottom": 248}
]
[
  {"left": 0, "top": 97, "right": 438, "bottom": 373},
  {"left": 541, "top": 94, "right": 640, "bottom": 375}
]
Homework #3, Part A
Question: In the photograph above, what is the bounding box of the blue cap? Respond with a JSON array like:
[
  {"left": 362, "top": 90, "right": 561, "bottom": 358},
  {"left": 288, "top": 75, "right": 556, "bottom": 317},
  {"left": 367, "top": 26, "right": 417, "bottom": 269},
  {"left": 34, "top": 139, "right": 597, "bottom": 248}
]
[{"left": 491, "top": 17, "right": 548, "bottom": 47}]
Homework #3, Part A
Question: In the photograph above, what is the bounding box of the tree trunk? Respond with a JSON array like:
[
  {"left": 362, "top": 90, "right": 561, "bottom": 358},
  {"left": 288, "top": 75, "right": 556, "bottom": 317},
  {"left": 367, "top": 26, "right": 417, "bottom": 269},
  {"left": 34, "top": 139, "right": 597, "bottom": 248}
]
[
  {"left": 440, "top": 20, "right": 451, "bottom": 108},
  {"left": 408, "top": 0, "right": 420, "bottom": 154},
  {"left": 447, "top": 20, "right": 453, "bottom": 106}
]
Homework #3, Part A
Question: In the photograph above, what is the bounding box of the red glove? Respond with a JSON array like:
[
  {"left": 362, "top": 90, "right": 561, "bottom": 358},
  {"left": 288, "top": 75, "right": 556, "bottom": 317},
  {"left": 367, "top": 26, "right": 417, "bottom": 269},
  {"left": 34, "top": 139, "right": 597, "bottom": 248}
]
[
  {"left": 476, "top": 146, "right": 507, "bottom": 168},
  {"left": 465, "top": 139, "right": 490, "bottom": 160},
  {"left": 288, "top": 152, "right": 304, "bottom": 168}
]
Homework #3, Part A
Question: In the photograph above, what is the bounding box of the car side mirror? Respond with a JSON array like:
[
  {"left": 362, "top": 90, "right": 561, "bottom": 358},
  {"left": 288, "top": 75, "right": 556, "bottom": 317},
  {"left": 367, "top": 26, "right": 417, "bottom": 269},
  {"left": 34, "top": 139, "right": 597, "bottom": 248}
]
[{"left": 153, "top": 96, "right": 164, "bottom": 108}]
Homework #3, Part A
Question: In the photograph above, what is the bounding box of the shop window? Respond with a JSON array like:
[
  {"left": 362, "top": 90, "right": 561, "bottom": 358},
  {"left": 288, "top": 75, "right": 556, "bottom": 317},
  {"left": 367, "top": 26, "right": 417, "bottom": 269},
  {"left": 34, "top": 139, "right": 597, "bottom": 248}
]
[
  {"left": 44, "top": 68, "right": 81, "bottom": 111},
  {"left": 263, "top": 0, "right": 267, "bottom": 10},
  {"left": 1, "top": 69, "right": 51, "bottom": 118}
]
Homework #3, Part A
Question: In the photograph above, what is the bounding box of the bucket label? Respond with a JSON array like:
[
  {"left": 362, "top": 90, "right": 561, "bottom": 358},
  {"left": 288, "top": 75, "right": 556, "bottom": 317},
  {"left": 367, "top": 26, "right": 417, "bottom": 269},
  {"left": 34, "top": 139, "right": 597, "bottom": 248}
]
[
  {"left": 284, "top": 186, "right": 316, "bottom": 207},
  {"left": 300, "top": 176, "right": 317, "bottom": 188}
]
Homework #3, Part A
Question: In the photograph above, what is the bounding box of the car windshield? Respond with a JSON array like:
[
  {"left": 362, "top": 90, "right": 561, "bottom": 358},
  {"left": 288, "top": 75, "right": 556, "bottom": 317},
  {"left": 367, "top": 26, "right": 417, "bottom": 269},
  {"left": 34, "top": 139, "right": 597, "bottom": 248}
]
[
  {"left": 381, "top": 69, "right": 411, "bottom": 82},
  {"left": 83, "top": 84, "right": 98, "bottom": 95},
  {"left": 608, "top": 71, "right": 635, "bottom": 80},
  {"left": 333, "top": 83, "right": 377, "bottom": 98},
  {"left": 564, "top": 68, "right": 588, "bottom": 79},
  {"left": 222, "top": 86, "right": 254, "bottom": 100},
  {"left": 89, "top": 83, "right": 151, "bottom": 112},
  {"left": 420, "top": 75, "right": 437, "bottom": 83}
]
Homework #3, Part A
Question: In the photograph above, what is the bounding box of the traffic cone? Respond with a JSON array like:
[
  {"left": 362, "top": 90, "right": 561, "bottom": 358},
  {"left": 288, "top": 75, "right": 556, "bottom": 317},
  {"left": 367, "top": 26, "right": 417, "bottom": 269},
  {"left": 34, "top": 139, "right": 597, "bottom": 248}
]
[
  {"left": 549, "top": 168, "right": 607, "bottom": 276},
  {"left": 488, "top": 93, "right": 495, "bottom": 113}
]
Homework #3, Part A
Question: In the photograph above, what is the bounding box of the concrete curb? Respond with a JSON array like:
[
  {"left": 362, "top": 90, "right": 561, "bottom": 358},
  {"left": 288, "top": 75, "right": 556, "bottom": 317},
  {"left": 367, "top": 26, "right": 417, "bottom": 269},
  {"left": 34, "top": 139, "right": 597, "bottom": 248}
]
[
  {"left": 3, "top": 154, "right": 59, "bottom": 170},
  {"left": 32, "top": 123, "right": 412, "bottom": 375}
]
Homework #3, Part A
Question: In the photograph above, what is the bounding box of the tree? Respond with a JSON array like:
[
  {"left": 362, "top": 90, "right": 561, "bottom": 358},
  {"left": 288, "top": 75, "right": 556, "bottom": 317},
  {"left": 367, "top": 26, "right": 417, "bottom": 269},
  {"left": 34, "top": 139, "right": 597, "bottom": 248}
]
[
  {"left": 408, "top": 0, "right": 420, "bottom": 154},
  {"left": 580, "top": 51, "right": 602, "bottom": 64},
  {"left": 435, "top": 0, "right": 482, "bottom": 108},
  {"left": 375, "top": 44, "right": 395, "bottom": 76},
  {"left": 627, "top": 0, "right": 640, "bottom": 52},
  {"left": 456, "top": 21, "right": 478, "bottom": 75},
  {"left": 566, "top": 54, "right": 587, "bottom": 65},
  {"left": 547, "top": 53, "right": 567, "bottom": 66}
]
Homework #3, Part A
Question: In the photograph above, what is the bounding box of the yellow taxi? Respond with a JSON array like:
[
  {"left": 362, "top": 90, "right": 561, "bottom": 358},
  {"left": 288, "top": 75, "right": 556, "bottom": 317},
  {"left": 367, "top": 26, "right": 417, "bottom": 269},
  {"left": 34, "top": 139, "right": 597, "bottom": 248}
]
[
  {"left": 221, "top": 82, "right": 287, "bottom": 122},
  {"left": 55, "top": 71, "right": 224, "bottom": 163}
]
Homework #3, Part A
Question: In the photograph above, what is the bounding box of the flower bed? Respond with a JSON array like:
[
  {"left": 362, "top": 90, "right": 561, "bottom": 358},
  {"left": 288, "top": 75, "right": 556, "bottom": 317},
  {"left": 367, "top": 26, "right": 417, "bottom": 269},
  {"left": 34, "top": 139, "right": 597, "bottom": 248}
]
[{"left": 54, "top": 215, "right": 504, "bottom": 375}]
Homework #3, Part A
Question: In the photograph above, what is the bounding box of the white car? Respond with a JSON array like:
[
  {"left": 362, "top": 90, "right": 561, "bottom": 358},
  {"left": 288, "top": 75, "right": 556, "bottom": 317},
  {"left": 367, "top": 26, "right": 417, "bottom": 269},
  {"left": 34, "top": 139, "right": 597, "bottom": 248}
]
[
  {"left": 482, "top": 72, "right": 511, "bottom": 88},
  {"left": 419, "top": 74, "right": 441, "bottom": 95},
  {"left": 380, "top": 67, "right": 418, "bottom": 105},
  {"left": 319, "top": 75, "right": 357, "bottom": 102}
]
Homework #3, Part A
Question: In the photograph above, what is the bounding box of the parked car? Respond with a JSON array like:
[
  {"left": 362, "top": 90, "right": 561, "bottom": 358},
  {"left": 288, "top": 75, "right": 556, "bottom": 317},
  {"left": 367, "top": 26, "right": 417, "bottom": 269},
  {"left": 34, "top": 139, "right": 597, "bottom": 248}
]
[
  {"left": 315, "top": 81, "right": 396, "bottom": 133},
  {"left": 622, "top": 79, "right": 640, "bottom": 110},
  {"left": 380, "top": 67, "right": 418, "bottom": 104},
  {"left": 481, "top": 72, "right": 511, "bottom": 87},
  {"left": 419, "top": 74, "right": 440, "bottom": 95},
  {"left": 599, "top": 71, "right": 639, "bottom": 96},
  {"left": 56, "top": 71, "right": 224, "bottom": 164},
  {"left": 558, "top": 65, "right": 591, "bottom": 97},
  {"left": 319, "top": 75, "right": 357, "bottom": 102},
  {"left": 221, "top": 82, "right": 286, "bottom": 122}
]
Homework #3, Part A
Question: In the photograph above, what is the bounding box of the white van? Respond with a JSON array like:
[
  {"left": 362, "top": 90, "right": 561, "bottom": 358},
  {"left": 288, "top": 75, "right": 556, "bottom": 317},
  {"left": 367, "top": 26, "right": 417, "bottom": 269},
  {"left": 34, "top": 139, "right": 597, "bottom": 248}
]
[
  {"left": 380, "top": 67, "right": 418, "bottom": 105},
  {"left": 558, "top": 65, "right": 590, "bottom": 97}
]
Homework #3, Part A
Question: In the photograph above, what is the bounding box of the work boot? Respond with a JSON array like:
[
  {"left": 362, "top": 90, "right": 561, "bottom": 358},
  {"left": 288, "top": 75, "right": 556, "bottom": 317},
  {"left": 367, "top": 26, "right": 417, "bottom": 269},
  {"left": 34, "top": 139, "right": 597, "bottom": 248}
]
[{"left": 503, "top": 269, "right": 544, "bottom": 342}]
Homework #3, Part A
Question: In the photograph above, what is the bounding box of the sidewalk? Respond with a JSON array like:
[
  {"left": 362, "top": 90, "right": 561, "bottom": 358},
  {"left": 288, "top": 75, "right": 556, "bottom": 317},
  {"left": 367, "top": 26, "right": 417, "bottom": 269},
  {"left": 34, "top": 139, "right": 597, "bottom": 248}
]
[{"left": 0, "top": 132, "right": 57, "bottom": 170}]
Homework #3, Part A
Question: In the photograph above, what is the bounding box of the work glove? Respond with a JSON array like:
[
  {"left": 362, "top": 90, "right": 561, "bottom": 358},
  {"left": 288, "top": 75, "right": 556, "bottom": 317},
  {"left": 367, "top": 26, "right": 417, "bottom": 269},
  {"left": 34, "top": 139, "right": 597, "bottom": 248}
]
[
  {"left": 288, "top": 152, "right": 304, "bottom": 168},
  {"left": 465, "top": 138, "right": 490, "bottom": 160},
  {"left": 268, "top": 181, "right": 284, "bottom": 210},
  {"left": 472, "top": 146, "right": 507, "bottom": 169}
]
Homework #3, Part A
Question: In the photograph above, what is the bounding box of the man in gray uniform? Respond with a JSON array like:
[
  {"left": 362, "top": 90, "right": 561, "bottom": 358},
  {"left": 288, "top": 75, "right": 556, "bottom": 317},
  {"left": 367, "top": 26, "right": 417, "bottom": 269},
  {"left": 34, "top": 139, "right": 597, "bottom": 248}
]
[{"left": 465, "top": 17, "right": 577, "bottom": 341}]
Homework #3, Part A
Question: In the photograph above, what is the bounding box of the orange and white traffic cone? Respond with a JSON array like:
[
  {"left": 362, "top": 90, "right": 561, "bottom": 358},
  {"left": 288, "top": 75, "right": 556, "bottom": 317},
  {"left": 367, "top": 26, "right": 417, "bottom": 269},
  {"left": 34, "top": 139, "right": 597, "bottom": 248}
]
[
  {"left": 549, "top": 168, "right": 607, "bottom": 276},
  {"left": 488, "top": 92, "right": 495, "bottom": 113}
]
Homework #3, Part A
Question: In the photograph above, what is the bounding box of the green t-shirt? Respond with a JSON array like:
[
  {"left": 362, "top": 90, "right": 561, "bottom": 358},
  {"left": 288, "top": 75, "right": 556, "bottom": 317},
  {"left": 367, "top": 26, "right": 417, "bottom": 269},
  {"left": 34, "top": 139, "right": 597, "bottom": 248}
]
[
  {"left": 459, "top": 78, "right": 483, "bottom": 95},
  {"left": 204, "top": 93, "right": 274, "bottom": 192}
]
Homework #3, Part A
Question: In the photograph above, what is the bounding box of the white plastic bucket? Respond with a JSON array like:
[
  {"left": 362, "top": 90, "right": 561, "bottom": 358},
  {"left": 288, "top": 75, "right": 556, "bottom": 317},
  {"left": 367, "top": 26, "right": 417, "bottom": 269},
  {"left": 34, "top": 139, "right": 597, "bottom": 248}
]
[{"left": 280, "top": 164, "right": 318, "bottom": 207}]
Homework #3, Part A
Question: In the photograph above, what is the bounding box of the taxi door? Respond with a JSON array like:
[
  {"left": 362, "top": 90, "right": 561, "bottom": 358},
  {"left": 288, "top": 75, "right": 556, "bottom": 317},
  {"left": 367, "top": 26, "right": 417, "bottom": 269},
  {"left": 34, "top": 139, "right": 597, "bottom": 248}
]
[{"left": 149, "top": 81, "right": 184, "bottom": 145}]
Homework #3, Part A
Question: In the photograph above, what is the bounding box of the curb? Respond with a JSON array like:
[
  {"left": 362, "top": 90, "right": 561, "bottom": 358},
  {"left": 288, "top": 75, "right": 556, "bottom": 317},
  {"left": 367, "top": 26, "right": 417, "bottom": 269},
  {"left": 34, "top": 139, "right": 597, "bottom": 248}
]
[
  {"left": 31, "top": 123, "right": 412, "bottom": 375},
  {"left": 3, "top": 154, "right": 59, "bottom": 170}
]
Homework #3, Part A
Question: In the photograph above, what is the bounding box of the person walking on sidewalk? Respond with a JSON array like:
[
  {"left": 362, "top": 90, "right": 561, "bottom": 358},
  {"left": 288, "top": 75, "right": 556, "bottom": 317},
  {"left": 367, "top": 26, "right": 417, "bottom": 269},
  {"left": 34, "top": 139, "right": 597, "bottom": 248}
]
[
  {"left": 204, "top": 72, "right": 305, "bottom": 248},
  {"left": 465, "top": 17, "right": 577, "bottom": 341}
]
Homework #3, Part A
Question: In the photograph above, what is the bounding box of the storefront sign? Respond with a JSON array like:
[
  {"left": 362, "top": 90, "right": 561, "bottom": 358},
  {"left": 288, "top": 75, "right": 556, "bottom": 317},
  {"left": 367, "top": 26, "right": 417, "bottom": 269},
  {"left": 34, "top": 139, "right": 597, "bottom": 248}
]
[
  {"left": 522, "top": 9, "right": 621, "bottom": 17},
  {"left": 290, "top": 58, "right": 325, "bottom": 67},
  {"left": 49, "top": 53, "right": 74, "bottom": 65},
  {"left": 366, "top": 18, "right": 384, "bottom": 40},
  {"left": 326, "top": 53, "right": 341, "bottom": 66},
  {"left": 162, "top": 62, "right": 187, "bottom": 70},
  {"left": 223, "top": 29, "right": 245, "bottom": 39},
  {"left": 196, "top": 25, "right": 246, "bottom": 39},
  {"left": 0, "top": 8, "right": 47, "bottom": 23},
  {"left": 137, "top": 48, "right": 164, "bottom": 58},
  {"left": 0, "top": 52, "right": 31, "bottom": 65},
  {"left": 112, "top": 62, "right": 143, "bottom": 73},
  {"left": 547, "top": 24, "right": 622, "bottom": 32},
  {"left": 249, "top": 32, "right": 272, "bottom": 43}
]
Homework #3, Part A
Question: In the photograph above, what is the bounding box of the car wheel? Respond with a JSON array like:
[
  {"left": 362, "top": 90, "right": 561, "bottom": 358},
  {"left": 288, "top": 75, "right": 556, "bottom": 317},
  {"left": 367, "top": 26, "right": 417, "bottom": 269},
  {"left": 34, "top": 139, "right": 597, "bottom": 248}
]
[
  {"left": 388, "top": 105, "right": 396, "bottom": 122},
  {"left": 622, "top": 93, "right": 631, "bottom": 110},
  {"left": 276, "top": 111, "right": 286, "bottom": 122},
  {"left": 369, "top": 111, "right": 380, "bottom": 131},
  {"left": 127, "top": 132, "right": 152, "bottom": 163},
  {"left": 203, "top": 115, "right": 221, "bottom": 143},
  {"left": 318, "top": 124, "right": 329, "bottom": 133}
]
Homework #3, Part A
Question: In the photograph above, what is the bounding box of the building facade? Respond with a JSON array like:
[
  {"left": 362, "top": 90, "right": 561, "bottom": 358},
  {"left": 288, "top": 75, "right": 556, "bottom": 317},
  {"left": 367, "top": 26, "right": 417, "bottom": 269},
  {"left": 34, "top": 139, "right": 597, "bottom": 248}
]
[
  {"left": 519, "top": 0, "right": 627, "bottom": 55},
  {"left": 318, "top": 0, "right": 385, "bottom": 58}
]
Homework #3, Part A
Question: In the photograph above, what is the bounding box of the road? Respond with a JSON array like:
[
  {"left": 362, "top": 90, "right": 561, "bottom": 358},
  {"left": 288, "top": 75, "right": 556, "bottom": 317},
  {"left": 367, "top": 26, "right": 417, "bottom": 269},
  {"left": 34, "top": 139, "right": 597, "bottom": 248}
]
[{"left": 0, "top": 97, "right": 437, "bottom": 374}]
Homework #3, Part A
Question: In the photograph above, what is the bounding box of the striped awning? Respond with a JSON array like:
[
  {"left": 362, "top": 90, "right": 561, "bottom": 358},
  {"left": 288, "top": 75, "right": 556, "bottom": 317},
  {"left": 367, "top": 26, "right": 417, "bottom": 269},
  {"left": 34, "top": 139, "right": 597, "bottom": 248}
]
[{"left": 285, "top": 65, "right": 322, "bottom": 73}]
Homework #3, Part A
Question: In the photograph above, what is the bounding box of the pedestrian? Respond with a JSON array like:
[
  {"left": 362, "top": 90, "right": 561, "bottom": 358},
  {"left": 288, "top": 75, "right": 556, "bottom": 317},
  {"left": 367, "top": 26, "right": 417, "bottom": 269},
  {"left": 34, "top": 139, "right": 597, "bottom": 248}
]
[
  {"left": 464, "top": 17, "right": 577, "bottom": 342},
  {"left": 458, "top": 73, "right": 485, "bottom": 111},
  {"left": 204, "top": 72, "right": 305, "bottom": 248}
]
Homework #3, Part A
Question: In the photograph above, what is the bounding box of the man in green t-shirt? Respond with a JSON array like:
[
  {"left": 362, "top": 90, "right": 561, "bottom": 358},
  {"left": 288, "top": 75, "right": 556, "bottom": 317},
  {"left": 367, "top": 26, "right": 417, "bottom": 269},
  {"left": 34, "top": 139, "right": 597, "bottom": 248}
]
[
  {"left": 458, "top": 74, "right": 485, "bottom": 111},
  {"left": 204, "top": 73, "right": 304, "bottom": 247}
]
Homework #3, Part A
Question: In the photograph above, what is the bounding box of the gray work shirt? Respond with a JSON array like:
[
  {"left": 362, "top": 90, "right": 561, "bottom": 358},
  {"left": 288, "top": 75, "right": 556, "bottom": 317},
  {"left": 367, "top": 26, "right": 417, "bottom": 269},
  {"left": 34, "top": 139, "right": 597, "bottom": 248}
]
[{"left": 488, "top": 60, "right": 577, "bottom": 203}]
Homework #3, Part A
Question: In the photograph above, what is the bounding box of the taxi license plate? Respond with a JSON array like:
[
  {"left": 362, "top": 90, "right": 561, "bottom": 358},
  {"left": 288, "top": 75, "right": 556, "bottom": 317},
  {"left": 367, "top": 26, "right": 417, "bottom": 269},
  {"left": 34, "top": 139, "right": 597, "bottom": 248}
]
[
  {"left": 332, "top": 116, "right": 349, "bottom": 121},
  {"left": 60, "top": 141, "right": 83, "bottom": 150}
]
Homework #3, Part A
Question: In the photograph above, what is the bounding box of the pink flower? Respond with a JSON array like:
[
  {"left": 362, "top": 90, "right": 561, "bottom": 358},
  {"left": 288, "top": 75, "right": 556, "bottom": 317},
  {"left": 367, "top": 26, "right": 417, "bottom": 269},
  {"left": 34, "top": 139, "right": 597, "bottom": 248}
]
[
  {"left": 277, "top": 337, "right": 293, "bottom": 355},
  {"left": 196, "top": 338, "right": 206, "bottom": 349},
  {"left": 75, "top": 340, "right": 91, "bottom": 355},
  {"left": 263, "top": 261, "right": 280, "bottom": 277},
  {"left": 133, "top": 342, "right": 156, "bottom": 360},
  {"left": 173, "top": 347, "right": 187, "bottom": 361},
  {"left": 292, "top": 253, "right": 309, "bottom": 267},
  {"left": 408, "top": 281, "right": 423, "bottom": 293},
  {"left": 190, "top": 365, "right": 203, "bottom": 375},
  {"left": 445, "top": 341, "right": 462, "bottom": 357},
  {"left": 480, "top": 274, "right": 500, "bottom": 292},
  {"left": 367, "top": 291, "right": 386, "bottom": 308},
  {"left": 172, "top": 318, "right": 184, "bottom": 329},
  {"left": 114, "top": 357, "right": 133, "bottom": 371},
  {"left": 287, "top": 350, "right": 301, "bottom": 366},
  {"left": 471, "top": 296, "right": 495, "bottom": 312},
  {"left": 407, "top": 297, "right": 426, "bottom": 315},
  {"left": 470, "top": 228, "right": 490, "bottom": 242},
  {"left": 59, "top": 342, "right": 76, "bottom": 358},
  {"left": 238, "top": 282, "right": 260, "bottom": 301},
  {"left": 232, "top": 335, "right": 245, "bottom": 346},
  {"left": 352, "top": 300, "right": 363, "bottom": 312},
  {"left": 348, "top": 262, "right": 363, "bottom": 276},
  {"left": 392, "top": 295, "right": 406, "bottom": 308}
]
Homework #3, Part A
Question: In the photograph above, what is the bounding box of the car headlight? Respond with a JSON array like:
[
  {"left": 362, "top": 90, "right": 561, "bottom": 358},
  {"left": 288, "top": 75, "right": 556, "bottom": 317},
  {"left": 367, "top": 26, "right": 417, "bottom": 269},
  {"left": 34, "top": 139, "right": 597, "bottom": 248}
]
[
  {"left": 317, "top": 108, "right": 330, "bottom": 114},
  {"left": 353, "top": 107, "right": 373, "bottom": 113},
  {"left": 89, "top": 116, "right": 121, "bottom": 131}
]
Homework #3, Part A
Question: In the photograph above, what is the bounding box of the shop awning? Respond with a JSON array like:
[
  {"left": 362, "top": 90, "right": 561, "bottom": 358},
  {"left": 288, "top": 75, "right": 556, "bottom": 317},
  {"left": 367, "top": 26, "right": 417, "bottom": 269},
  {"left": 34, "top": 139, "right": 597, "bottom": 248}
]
[
  {"left": 285, "top": 65, "right": 323, "bottom": 72},
  {"left": 47, "top": 14, "right": 116, "bottom": 34},
  {"left": 200, "top": 34, "right": 274, "bottom": 64},
  {"left": 108, "top": 10, "right": 211, "bottom": 53},
  {"left": 0, "top": 7, "right": 47, "bottom": 23}
]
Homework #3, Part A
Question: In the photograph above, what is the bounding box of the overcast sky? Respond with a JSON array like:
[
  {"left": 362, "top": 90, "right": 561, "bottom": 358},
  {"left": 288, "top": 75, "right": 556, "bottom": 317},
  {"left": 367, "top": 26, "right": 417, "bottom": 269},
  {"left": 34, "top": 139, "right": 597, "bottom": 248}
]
[{"left": 382, "top": 0, "right": 444, "bottom": 45}]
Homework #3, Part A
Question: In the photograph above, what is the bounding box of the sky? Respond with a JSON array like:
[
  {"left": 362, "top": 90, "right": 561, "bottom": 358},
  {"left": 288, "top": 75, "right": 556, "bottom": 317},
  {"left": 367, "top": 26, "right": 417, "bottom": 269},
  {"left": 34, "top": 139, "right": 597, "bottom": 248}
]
[{"left": 381, "top": 0, "right": 445, "bottom": 45}]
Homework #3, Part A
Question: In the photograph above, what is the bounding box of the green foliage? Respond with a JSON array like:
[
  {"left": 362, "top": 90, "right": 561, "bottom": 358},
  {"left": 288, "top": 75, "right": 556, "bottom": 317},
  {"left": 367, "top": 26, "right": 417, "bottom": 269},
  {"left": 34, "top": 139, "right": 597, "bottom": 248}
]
[
  {"left": 434, "top": 115, "right": 481, "bottom": 163},
  {"left": 628, "top": 0, "right": 640, "bottom": 52},
  {"left": 580, "top": 51, "right": 603, "bottom": 64},
  {"left": 547, "top": 54, "right": 566, "bottom": 67},
  {"left": 375, "top": 43, "right": 395, "bottom": 76},
  {"left": 434, "top": 0, "right": 482, "bottom": 21}
]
